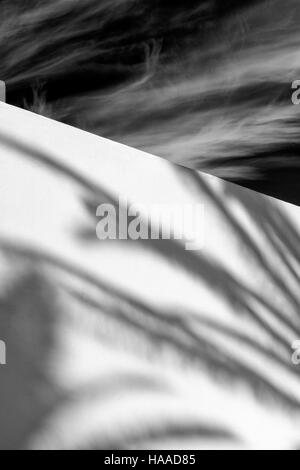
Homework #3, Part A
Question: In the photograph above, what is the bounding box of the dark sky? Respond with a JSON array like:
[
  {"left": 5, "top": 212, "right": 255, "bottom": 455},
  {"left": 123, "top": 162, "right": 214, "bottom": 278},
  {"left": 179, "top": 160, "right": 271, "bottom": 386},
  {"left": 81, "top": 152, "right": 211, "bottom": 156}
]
[{"left": 6, "top": 0, "right": 253, "bottom": 104}]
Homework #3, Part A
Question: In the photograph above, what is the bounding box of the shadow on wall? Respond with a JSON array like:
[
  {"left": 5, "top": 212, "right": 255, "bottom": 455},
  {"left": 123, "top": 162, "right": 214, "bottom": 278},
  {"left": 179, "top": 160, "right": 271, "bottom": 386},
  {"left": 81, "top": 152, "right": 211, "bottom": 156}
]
[
  {"left": 0, "top": 268, "right": 60, "bottom": 449},
  {"left": 0, "top": 132, "right": 300, "bottom": 448}
]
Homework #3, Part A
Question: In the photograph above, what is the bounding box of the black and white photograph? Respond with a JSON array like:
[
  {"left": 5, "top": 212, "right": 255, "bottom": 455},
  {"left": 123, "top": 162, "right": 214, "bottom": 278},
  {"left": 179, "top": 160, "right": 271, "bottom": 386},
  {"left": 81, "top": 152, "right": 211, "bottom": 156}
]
[{"left": 1, "top": 0, "right": 300, "bottom": 452}]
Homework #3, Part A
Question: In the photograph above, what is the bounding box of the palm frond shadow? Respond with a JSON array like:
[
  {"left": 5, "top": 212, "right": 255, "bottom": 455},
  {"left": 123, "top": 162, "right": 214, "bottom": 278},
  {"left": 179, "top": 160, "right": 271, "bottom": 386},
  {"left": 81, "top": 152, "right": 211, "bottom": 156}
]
[
  {"left": 1, "top": 220, "right": 300, "bottom": 450},
  {"left": 0, "top": 268, "right": 62, "bottom": 449},
  {"left": 0, "top": 130, "right": 115, "bottom": 204},
  {"left": 181, "top": 169, "right": 300, "bottom": 313},
  {"left": 1, "top": 131, "right": 300, "bottom": 447},
  {"left": 223, "top": 182, "right": 300, "bottom": 284},
  {"left": 77, "top": 422, "right": 238, "bottom": 451}
]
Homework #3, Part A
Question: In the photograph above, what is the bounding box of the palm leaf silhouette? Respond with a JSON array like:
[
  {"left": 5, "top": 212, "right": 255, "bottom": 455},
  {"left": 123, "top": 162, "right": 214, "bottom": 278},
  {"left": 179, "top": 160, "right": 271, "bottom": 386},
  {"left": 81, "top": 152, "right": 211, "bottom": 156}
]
[{"left": 1, "top": 108, "right": 300, "bottom": 449}]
